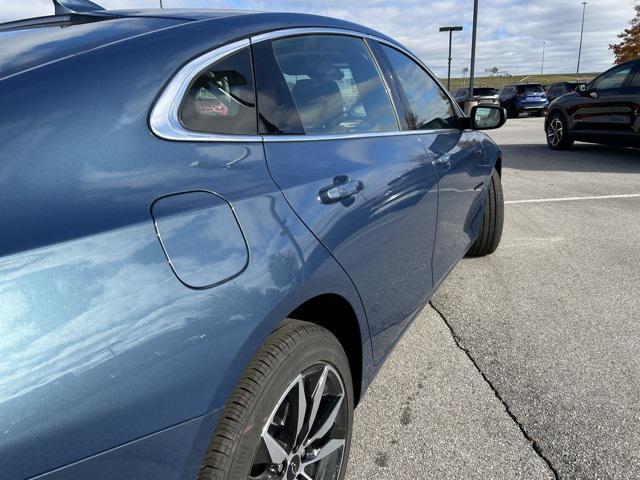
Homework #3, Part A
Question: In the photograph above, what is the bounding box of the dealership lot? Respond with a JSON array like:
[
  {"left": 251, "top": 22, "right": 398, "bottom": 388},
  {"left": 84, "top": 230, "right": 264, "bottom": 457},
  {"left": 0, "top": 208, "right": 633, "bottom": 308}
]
[{"left": 347, "top": 117, "right": 640, "bottom": 479}]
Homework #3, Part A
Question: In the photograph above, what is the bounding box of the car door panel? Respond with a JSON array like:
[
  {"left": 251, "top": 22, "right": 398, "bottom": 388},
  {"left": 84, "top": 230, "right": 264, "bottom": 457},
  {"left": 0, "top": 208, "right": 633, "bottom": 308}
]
[
  {"left": 572, "top": 63, "right": 635, "bottom": 132},
  {"left": 377, "top": 43, "right": 490, "bottom": 290},
  {"left": 264, "top": 137, "right": 438, "bottom": 359},
  {"left": 421, "top": 130, "right": 490, "bottom": 287},
  {"left": 257, "top": 34, "right": 439, "bottom": 363},
  {"left": 569, "top": 94, "right": 618, "bottom": 131},
  {"left": 611, "top": 67, "right": 640, "bottom": 138}
]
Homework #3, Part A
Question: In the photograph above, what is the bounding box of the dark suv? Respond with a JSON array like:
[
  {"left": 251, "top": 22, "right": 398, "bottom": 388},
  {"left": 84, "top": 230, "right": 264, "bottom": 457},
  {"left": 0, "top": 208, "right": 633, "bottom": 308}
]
[
  {"left": 545, "top": 60, "right": 640, "bottom": 150},
  {"left": 545, "top": 81, "right": 587, "bottom": 103},
  {"left": 499, "top": 83, "right": 548, "bottom": 117}
]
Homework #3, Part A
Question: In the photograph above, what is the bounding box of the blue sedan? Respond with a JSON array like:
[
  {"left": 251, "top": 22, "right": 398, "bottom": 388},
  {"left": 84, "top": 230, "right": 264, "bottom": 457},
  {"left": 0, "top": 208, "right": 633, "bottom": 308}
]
[{"left": 0, "top": 1, "right": 506, "bottom": 479}]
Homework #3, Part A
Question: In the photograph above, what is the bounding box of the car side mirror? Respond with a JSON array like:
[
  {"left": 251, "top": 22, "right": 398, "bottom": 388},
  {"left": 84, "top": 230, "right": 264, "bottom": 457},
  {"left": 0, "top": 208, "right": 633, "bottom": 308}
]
[{"left": 470, "top": 105, "right": 507, "bottom": 130}]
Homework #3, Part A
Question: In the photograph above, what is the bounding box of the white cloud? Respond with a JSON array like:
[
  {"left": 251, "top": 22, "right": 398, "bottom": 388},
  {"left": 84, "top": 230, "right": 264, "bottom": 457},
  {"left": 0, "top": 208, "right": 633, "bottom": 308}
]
[{"left": 0, "top": 0, "right": 636, "bottom": 76}]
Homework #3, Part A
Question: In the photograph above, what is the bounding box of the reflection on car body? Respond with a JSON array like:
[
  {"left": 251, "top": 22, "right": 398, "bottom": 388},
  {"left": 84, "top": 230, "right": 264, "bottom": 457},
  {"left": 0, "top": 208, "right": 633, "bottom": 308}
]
[{"left": 0, "top": 1, "right": 507, "bottom": 479}]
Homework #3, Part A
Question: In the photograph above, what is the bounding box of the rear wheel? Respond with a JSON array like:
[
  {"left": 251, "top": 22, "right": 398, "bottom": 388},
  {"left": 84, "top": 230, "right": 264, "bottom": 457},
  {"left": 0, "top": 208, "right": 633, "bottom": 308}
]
[
  {"left": 467, "top": 168, "right": 503, "bottom": 257},
  {"left": 507, "top": 104, "right": 519, "bottom": 119},
  {"left": 199, "top": 320, "right": 354, "bottom": 480},
  {"left": 546, "top": 112, "right": 574, "bottom": 150}
]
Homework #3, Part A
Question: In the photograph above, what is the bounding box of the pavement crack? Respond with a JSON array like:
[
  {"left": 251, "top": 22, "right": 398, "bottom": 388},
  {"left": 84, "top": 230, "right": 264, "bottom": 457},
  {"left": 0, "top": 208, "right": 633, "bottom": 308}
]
[{"left": 430, "top": 301, "right": 559, "bottom": 480}]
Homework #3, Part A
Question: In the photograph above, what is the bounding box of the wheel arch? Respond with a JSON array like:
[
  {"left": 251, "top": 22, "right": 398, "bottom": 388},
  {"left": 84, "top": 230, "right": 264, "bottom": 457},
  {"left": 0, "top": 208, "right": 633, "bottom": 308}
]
[
  {"left": 545, "top": 107, "right": 568, "bottom": 129},
  {"left": 287, "top": 293, "right": 364, "bottom": 406}
]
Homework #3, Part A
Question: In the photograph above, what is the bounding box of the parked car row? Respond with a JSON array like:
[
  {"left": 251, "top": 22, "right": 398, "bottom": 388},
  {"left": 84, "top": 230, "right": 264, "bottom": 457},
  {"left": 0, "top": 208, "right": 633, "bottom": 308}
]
[
  {"left": 454, "top": 84, "right": 549, "bottom": 118},
  {"left": 0, "top": 2, "right": 507, "bottom": 479}
]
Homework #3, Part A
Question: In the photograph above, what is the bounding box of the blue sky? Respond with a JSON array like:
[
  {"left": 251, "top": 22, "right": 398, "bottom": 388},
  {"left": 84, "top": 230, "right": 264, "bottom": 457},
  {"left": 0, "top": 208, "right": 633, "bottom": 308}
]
[{"left": 0, "top": 0, "right": 636, "bottom": 77}]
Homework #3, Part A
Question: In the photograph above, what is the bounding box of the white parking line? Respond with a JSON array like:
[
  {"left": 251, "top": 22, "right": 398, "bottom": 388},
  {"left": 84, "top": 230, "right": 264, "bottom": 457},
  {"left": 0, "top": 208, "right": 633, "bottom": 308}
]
[{"left": 505, "top": 193, "right": 640, "bottom": 205}]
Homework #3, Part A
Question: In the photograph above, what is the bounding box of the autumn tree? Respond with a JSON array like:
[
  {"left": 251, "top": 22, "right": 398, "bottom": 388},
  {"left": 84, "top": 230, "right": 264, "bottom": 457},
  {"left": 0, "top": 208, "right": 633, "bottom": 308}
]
[{"left": 610, "top": 3, "right": 640, "bottom": 64}]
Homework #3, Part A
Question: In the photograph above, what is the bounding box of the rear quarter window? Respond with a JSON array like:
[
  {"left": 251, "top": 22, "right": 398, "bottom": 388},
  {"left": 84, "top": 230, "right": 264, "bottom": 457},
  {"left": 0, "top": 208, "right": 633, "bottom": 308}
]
[{"left": 180, "top": 47, "right": 257, "bottom": 135}]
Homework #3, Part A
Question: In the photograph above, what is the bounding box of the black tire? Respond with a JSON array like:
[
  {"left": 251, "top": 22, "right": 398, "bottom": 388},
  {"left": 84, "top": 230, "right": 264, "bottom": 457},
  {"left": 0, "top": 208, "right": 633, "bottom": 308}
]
[
  {"left": 199, "top": 320, "right": 354, "bottom": 480},
  {"left": 535, "top": 110, "right": 546, "bottom": 117},
  {"left": 506, "top": 104, "right": 519, "bottom": 119},
  {"left": 546, "top": 112, "right": 574, "bottom": 150},
  {"left": 467, "top": 168, "right": 504, "bottom": 257}
]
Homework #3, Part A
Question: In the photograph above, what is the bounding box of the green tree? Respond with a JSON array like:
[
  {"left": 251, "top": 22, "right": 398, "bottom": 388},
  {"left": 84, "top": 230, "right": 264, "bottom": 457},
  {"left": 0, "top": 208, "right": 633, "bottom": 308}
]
[{"left": 610, "top": 3, "right": 640, "bottom": 64}]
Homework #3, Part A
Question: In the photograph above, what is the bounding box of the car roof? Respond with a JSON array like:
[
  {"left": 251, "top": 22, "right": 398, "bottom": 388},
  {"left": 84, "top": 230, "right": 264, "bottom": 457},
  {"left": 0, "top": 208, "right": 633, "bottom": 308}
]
[
  {"left": 97, "top": 9, "right": 260, "bottom": 21},
  {"left": 0, "top": 9, "right": 393, "bottom": 82}
]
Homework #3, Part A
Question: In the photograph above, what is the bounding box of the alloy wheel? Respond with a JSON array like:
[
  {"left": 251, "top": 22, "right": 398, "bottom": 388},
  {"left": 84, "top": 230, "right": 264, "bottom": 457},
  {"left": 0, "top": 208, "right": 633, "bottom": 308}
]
[
  {"left": 249, "top": 363, "right": 348, "bottom": 480},
  {"left": 547, "top": 117, "right": 564, "bottom": 147}
]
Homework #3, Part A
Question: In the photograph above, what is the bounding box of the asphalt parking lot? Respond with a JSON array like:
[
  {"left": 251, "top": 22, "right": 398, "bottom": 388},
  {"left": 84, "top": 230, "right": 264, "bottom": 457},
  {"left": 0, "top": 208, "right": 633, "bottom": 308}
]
[{"left": 346, "top": 117, "right": 640, "bottom": 480}]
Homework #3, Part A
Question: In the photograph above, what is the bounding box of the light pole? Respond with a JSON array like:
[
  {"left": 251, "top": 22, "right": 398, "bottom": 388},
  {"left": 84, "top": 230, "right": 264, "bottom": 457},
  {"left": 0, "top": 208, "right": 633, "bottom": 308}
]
[
  {"left": 577, "top": 2, "right": 587, "bottom": 75},
  {"left": 541, "top": 41, "right": 546, "bottom": 77},
  {"left": 439, "top": 26, "right": 463, "bottom": 91},
  {"left": 468, "top": 0, "right": 479, "bottom": 107}
]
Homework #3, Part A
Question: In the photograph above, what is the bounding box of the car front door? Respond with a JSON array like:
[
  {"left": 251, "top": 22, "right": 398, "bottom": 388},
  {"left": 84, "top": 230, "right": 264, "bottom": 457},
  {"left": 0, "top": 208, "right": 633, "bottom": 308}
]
[
  {"left": 254, "top": 33, "right": 440, "bottom": 361},
  {"left": 610, "top": 62, "right": 640, "bottom": 140},
  {"left": 377, "top": 43, "right": 492, "bottom": 289},
  {"left": 572, "top": 63, "right": 634, "bottom": 132}
]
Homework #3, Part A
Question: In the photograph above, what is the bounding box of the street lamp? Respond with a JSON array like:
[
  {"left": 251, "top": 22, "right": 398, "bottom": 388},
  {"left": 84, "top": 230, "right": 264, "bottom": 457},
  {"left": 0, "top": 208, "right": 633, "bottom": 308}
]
[
  {"left": 541, "top": 41, "right": 546, "bottom": 77},
  {"left": 439, "top": 26, "right": 463, "bottom": 90},
  {"left": 577, "top": 2, "right": 587, "bottom": 75},
  {"left": 468, "top": 0, "right": 479, "bottom": 110}
]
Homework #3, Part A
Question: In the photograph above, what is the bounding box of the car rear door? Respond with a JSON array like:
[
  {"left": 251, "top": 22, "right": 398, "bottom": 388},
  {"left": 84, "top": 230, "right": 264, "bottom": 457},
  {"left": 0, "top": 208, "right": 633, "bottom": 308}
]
[
  {"left": 376, "top": 43, "right": 492, "bottom": 288},
  {"left": 254, "top": 33, "right": 439, "bottom": 361}
]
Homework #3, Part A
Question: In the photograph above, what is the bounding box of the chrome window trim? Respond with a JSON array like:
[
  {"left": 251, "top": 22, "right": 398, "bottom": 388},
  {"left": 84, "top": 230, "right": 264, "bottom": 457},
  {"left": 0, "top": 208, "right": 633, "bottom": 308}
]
[
  {"left": 261, "top": 128, "right": 460, "bottom": 143},
  {"left": 149, "top": 27, "right": 464, "bottom": 143},
  {"left": 250, "top": 27, "right": 371, "bottom": 44},
  {"left": 149, "top": 38, "right": 262, "bottom": 143}
]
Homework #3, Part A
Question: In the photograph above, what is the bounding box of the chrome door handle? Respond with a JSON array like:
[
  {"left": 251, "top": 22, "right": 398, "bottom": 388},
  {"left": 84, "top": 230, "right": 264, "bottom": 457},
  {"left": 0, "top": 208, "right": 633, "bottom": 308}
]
[
  {"left": 319, "top": 178, "right": 364, "bottom": 204},
  {"left": 431, "top": 153, "right": 451, "bottom": 166}
]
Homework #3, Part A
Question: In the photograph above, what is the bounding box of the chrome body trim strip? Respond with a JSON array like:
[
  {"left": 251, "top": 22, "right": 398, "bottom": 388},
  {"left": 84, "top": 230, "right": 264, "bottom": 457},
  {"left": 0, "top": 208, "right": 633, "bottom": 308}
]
[{"left": 261, "top": 129, "right": 460, "bottom": 143}]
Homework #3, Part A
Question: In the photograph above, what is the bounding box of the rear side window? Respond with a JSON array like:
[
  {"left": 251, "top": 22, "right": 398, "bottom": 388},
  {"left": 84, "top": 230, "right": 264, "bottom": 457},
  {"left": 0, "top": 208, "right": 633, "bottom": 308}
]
[
  {"left": 380, "top": 45, "right": 457, "bottom": 130},
  {"left": 267, "top": 35, "right": 398, "bottom": 135},
  {"left": 180, "top": 47, "right": 257, "bottom": 135}
]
